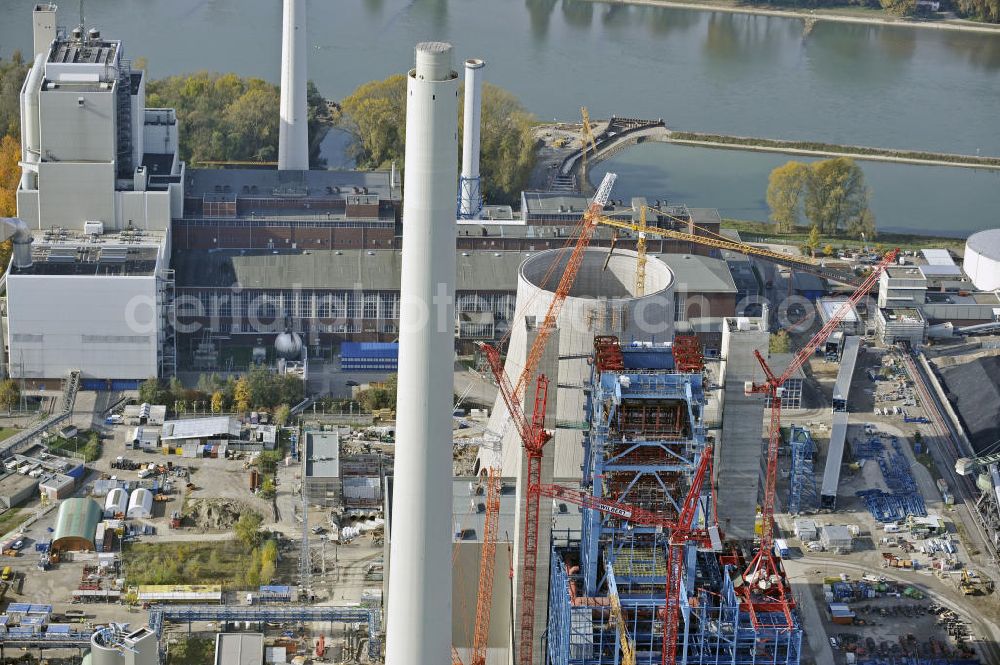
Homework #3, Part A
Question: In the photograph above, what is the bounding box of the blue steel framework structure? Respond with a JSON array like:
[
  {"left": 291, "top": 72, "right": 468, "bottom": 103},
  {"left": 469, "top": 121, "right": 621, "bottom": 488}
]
[
  {"left": 547, "top": 342, "right": 803, "bottom": 665},
  {"left": 787, "top": 426, "right": 818, "bottom": 516}
]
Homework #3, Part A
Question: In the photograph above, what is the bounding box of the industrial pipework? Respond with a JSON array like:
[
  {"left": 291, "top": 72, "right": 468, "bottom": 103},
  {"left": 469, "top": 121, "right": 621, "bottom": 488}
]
[
  {"left": 385, "top": 42, "right": 458, "bottom": 665},
  {"left": 278, "top": 0, "right": 309, "bottom": 170},
  {"left": 458, "top": 58, "right": 485, "bottom": 219},
  {"left": 18, "top": 53, "right": 45, "bottom": 191},
  {"left": 1, "top": 218, "right": 34, "bottom": 270}
]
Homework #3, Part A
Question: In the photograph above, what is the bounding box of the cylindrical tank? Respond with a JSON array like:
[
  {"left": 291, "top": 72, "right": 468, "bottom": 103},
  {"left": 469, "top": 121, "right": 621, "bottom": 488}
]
[
  {"left": 275, "top": 331, "right": 303, "bottom": 359},
  {"left": 90, "top": 625, "right": 158, "bottom": 665},
  {"left": 481, "top": 248, "right": 674, "bottom": 478},
  {"left": 964, "top": 229, "right": 1000, "bottom": 291}
]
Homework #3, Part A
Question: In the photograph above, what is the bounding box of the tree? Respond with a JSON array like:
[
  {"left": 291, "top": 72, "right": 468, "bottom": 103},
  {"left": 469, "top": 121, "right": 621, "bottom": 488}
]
[
  {"left": 880, "top": 0, "right": 917, "bottom": 15},
  {"left": 234, "top": 377, "right": 251, "bottom": 413},
  {"left": 234, "top": 511, "right": 264, "bottom": 549},
  {"left": 823, "top": 244, "right": 835, "bottom": 257},
  {"left": 211, "top": 390, "right": 224, "bottom": 414},
  {"left": 954, "top": 0, "right": 1000, "bottom": 21},
  {"left": 259, "top": 477, "right": 276, "bottom": 499},
  {"left": 339, "top": 76, "right": 537, "bottom": 204},
  {"left": 766, "top": 161, "right": 809, "bottom": 232},
  {"left": 138, "top": 378, "right": 163, "bottom": 405},
  {"left": 274, "top": 404, "right": 291, "bottom": 426},
  {"left": 769, "top": 329, "right": 791, "bottom": 354},
  {"left": 0, "top": 379, "right": 19, "bottom": 412},
  {"left": 0, "top": 56, "right": 29, "bottom": 138},
  {"left": 802, "top": 157, "right": 874, "bottom": 236},
  {"left": 805, "top": 225, "right": 821, "bottom": 258}
]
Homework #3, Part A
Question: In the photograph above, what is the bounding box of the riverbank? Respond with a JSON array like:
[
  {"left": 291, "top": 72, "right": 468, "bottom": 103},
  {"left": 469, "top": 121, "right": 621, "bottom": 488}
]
[
  {"left": 594, "top": 0, "right": 1000, "bottom": 34},
  {"left": 669, "top": 132, "right": 1000, "bottom": 170},
  {"left": 722, "top": 219, "right": 968, "bottom": 253}
]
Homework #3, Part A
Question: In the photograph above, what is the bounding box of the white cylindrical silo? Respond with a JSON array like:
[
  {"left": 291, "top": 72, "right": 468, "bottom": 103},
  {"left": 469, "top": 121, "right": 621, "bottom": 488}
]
[
  {"left": 385, "top": 42, "right": 458, "bottom": 665},
  {"left": 479, "top": 248, "right": 675, "bottom": 479},
  {"left": 964, "top": 229, "right": 1000, "bottom": 292},
  {"left": 278, "top": 0, "right": 309, "bottom": 171},
  {"left": 458, "top": 59, "right": 485, "bottom": 219}
]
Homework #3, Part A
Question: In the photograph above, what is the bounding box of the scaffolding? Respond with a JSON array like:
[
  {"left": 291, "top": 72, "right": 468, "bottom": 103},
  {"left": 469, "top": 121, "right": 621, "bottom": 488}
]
[
  {"left": 787, "top": 426, "right": 818, "bottom": 516},
  {"left": 548, "top": 339, "right": 803, "bottom": 665}
]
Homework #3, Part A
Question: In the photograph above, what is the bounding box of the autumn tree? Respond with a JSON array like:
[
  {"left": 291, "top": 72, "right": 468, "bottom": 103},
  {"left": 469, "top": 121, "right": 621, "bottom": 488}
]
[
  {"left": 805, "top": 225, "right": 821, "bottom": 258},
  {"left": 766, "top": 161, "right": 809, "bottom": 232},
  {"left": 803, "top": 157, "right": 874, "bottom": 236},
  {"left": 234, "top": 377, "right": 251, "bottom": 413},
  {"left": 880, "top": 0, "right": 917, "bottom": 15},
  {"left": 0, "top": 379, "right": 19, "bottom": 412},
  {"left": 823, "top": 244, "right": 835, "bottom": 257},
  {"left": 339, "top": 76, "right": 537, "bottom": 203},
  {"left": 769, "top": 329, "right": 791, "bottom": 354},
  {"left": 211, "top": 390, "right": 224, "bottom": 414}
]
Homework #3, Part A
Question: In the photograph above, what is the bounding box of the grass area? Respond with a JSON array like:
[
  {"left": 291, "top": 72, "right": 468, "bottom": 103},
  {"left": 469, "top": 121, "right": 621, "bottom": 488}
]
[
  {"left": 124, "top": 540, "right": 253, "bottom": 587},
  {"left": 720, "top": 219, "right": 967, "bottom": 253},
  {"left": 671, "top": 131, "right": 1000, "bottom": 167},
  {"left": 0, "top": 508, "right": 29, "bottom": 536},
  {"left": 916, "top": 453, "right": 943, "bottom": 482},
  {"left": 0, "top": 428, "right": 19, "bottom": 442},
  {"left": 166, "top": 637, "right": 215, "bottom": 665},
  {"left": 45, "top": 433, "right": 101, "bottom": 462}
]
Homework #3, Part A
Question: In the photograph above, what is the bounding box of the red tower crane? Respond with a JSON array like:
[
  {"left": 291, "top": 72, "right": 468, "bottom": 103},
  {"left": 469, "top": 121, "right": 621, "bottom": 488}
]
[
  {"left": 479, "top": 341, "right": 552, "bottom": 665},
  {"left": 740, "top": 249, "right": 899, "bottom": 626},
  {"left": 538, "top": 444, "right": 718, "bottom": 665}
]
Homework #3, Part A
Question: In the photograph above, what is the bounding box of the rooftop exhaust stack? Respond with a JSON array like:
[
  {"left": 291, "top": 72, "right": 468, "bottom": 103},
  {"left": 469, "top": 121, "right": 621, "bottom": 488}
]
[
  {"left": 278, "top": 0, "right": 309, "bottom": 171},
  {"left": 458, "top": 58, "right": 485, "bottom": 219},
  {"left": 385, "top": 42, "right": 458, "bottom": 665}
]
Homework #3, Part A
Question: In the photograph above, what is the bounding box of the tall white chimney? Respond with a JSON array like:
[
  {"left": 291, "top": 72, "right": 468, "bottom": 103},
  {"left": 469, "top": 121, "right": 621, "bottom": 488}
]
[
  {"left": 458, "top": 58, "right": 485, "bottom": 219},
  {"left": 385, "top": 42, "right": 458, "bottom": 665},
  {"left": 278, "top": 0, "right": 309, "bottom": 171}
]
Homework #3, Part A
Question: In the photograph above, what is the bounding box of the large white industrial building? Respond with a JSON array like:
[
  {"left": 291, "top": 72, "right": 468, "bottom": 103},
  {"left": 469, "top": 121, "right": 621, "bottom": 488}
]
[{"left": 5, "top": 7, "right": 183, "bottom": 383}]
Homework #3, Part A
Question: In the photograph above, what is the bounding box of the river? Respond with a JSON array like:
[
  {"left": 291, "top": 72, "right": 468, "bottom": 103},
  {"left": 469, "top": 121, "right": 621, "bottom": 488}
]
[{"left": 1, "top": 0, "right": 997, "bottom": 234}]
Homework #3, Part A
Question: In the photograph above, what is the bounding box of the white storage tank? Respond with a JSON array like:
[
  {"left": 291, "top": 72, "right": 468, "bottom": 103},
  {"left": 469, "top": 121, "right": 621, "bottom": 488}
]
[
  {"left": 104, "top": 488, "right": 128, "bottom": 518},
  {"left": 126, "top": 488, "right": 153, "bottom": 519},
  {"left": 964, "top": 229, "right": 1000, "bottom": 291}
]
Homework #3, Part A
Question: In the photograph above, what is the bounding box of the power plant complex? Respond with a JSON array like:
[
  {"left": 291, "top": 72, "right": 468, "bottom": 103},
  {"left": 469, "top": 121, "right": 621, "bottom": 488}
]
[{"left": 1, "top": 4, "right": 999, "bottom": 665}]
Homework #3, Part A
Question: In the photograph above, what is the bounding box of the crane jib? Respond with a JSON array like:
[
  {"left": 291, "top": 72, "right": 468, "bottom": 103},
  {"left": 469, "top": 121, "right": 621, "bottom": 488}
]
[{"left": 595, "top": 502, "right": 633, "bottom": 519}]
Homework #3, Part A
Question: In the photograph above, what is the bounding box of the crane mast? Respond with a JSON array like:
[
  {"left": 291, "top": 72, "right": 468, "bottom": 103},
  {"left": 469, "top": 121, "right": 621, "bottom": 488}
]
[{"left": 741, "top": 249, "right": 899, "bottom": 627}]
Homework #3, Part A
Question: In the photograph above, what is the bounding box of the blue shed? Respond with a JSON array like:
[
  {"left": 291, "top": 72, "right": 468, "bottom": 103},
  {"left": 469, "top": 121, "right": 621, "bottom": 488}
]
[{"left": 340, "top": 342, "right": 399, "bottom": 371}]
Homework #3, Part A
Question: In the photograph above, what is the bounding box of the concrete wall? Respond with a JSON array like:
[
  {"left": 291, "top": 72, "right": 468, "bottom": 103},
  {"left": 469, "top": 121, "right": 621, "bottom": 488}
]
[
  {"left": 7, "top": 274, "right": 160, "bottom": 379},
  {"left": 36, "top": 161, "right": 116, "bottom": 228},
  {"left": 39, "top": 88, "right": 116, "bottom": 162}
]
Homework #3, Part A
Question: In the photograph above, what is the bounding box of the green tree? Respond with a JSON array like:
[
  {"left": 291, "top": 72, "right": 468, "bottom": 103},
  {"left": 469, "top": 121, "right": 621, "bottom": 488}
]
[
  {"left": 805, "top": 225, "right": 821, "bottom": 258},
  {"left": 259, "top": 477, "right": 276, "bottom": 499},
  {"left": 138, "top": 378, "right": 163, "bottom": 405},
  {"left": 802, "top": 157, "right": 874, "bottom": 236},
  {"left": 0, "top": 55, "right": 29, "bottom": 139},
  {"left": 769, "top": 329, "right": 791, "bottom": 354},
  {"left": 954, "top": 0, "right": 1000, "bottom": 21},
  {"left": 766, "top": 161, "right": 809, "bottom": 232},
  {"left": 0, "top": 379, "right": 19, "bottom": 412},
  {"left": 274, "top": 404, "right": 291, "bottom": 426},
  {"left": 339, "top": 76, "right": 537, "bottom": 203},
  {"left": 234, "top": 511, "right": 264, "bottom": 549},
  {"left": 880, "top": 0, "right": 917, "bottom": 15}
]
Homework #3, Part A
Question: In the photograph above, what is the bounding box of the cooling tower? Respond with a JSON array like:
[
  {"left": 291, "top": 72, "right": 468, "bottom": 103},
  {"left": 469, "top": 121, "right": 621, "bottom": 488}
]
[{"left": 479, "top": 247, "right": 675, "bottom": 480}]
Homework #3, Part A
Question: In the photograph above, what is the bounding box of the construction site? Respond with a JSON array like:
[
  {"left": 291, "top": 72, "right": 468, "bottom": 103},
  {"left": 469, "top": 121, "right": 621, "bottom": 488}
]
[{"left": 2, "top": 2, "right": 1000, "bottom": 665}]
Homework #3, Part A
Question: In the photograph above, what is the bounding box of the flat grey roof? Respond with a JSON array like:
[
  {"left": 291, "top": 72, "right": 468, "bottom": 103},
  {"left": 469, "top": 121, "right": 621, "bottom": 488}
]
[
  {"left": 833, "top": 336, "right": 861, "bottom": 404},
  {"left": 174, "top": 248, "right": 736, "bottom": 296},
  {"left": 187, "top": 168, "right": 394, "bottom": 201},
  {"left": 305, "top": 431, "right": 340, "bottom": 479},
  {"left": 0, "top": 471, "right": 40, "bottom": 497},
  {"left": 161, "top": 416, "right": 240, "bottom": 441},
  {"left": 215, "top": 633, "right": 264, "bottom": 665},
  {"left": 821, "top": 411, "right": 849, "bottom": 499},
  {"left": 664, "top": 254, "right": 737, "bottom": 294}
]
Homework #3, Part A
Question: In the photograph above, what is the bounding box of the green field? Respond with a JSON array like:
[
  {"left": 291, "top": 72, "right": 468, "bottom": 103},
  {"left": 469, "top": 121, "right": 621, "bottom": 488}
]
[
  {"left": 123, "top": 540, "right": 253, "bottom": 586},
  {"left": 0, "top": 428, "right": 19, "bottom": 442},
  {"left": 0, "top": 509, "right": 30, "bottom": 537}
]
